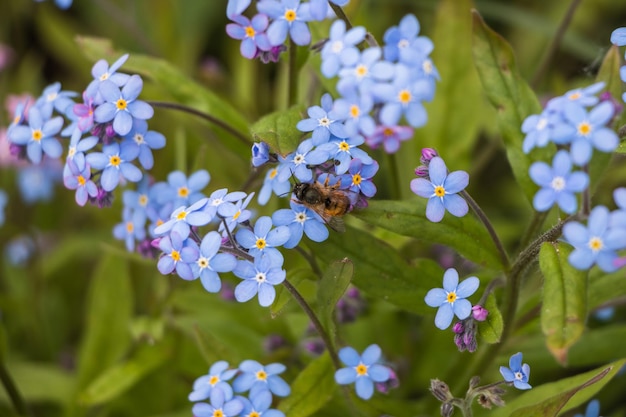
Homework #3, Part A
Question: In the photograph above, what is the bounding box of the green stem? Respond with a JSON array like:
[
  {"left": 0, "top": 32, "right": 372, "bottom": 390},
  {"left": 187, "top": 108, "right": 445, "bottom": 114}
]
[
  {"left": 386, "top": 152, "right": 403, "bottom": 200},
  {"left": 0, "top": 363, "right": 30, "bottom": 416},
  {"left": 328, "top": 3, "right": 352, "bottom": 29},
  {"left": 460, "top": 190, "right": 510, "bottom": 271},
  {"left": 147, "top": 101, "right": 251, "bottom": 146},
  {"left": 287, "top": 38, "right": 298, "bottom": 107},
  {"left": 530, "top": 0, "right": 582, "bottom": 88},
  {"left": 281, "top": 279, "right": 341, "bottom": 369},
  {"left": 294, "top": 246, "right": 324, "bottom": 278},
  {"left": 517, "top": 211, "right": 548, "bottom": 254}
]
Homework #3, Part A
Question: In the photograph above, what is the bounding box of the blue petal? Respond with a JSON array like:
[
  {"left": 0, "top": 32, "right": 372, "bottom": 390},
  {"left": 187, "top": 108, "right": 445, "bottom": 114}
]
[
  {"left": 338, "top": 346, "right": 360, "bottom": 366},
  {"left": 334, "top": 367, "right": 357, "bottom": 384},
  {"left": 424, "top": 288, "right": 446, "bottom": 307},
  {"left": 355, "top": 376, "right": 374, "bottom": 400},
  {"left": 452, "top": 298, "right": 472, "bottom": 320},
  {"left": 456, "top": 276, "right": 479, "bottom": 298},
  {"left": 267, "top": 375, "right": 291, "bottom": 396},
  {"left": 234, "top": 279, "right": 258, "bottom": 302},
  {"left": 443, "top": 193, "right": 469, "bottom": 217},
  {"left": 410, "top": 178, "right": 434, "bottom": 198},
  {"left": 369, "top": 364, "right": 391, "bottom": 382},
  {"left": 257, "top": 283, "right": 276, "bottom": 306},
  {"left": 361, "top": 344, "right": 381, "bottom": 365},
  {"left": 434, "top": 303, "right": 454, "bottom": 329},
  {"left": 426, "top": 197, "right": 445, "bottom": 222},
  {"left": 442, "top": 268, "right": 459, "bottom": 292}
]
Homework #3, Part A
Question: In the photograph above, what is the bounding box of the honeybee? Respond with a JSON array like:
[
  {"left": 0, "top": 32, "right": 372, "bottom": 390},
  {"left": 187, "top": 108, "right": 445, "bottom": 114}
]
[{"left": 292, "top": 176, "right": 356, "bottom": 233}]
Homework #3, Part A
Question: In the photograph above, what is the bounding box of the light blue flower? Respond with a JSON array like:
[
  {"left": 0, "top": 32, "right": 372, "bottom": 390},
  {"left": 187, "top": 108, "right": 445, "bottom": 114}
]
[
  {"left": 113, "top": 207, "right": 146, "bottom": 252},
  {"left": 17, "top": 161, "right": 61, "bottom": 203},
  {"left": 546, "top": 82, "right": 605, "bottom": 112},
  {"left": 35, "top": 82, "right": 77, "bottom": 119},
  {"left": 235, "top": 216, "right": 290, "bottom": 265},
  {"left": 227, "top": 0, "right": 251, "bottom": 18},
  {"left": 610, "top": 187, "right": 626, "bottom": 228},
  {"left": 272, "top": 200, "right": 329, "bottom": 248},
  {"left": 232, "top": 359, "right": 291, "bottom": 397},
  {"left": 574, "top": 400, "right": 601, "bottom": 417},
  {"left": 153, "top": 169, "right": 211, "bottom": 208},
  {"left": 157, "top": 231, "right": 199, "bottom": 280},
  {"left": 7, "top": 106, "right": 64, "bottom": 164},
  {"left": 424, "top": 268, "right": 479, "bottom": 330},
  {"left": 340, "top": 158, "right": 379, "bottom": 198},
  {"left": 611, "top": 27, "right": 626, "bottom": 46},
  {"left": 337, "top": 47, "right": 395, "bottom": 98},
  {"left": 320, "top": 20, "right": 366, "bottom": 78},
  {"left": 232, "top": 254, "right": 286, "bottom": 307},
  {"left": 277, "top": 138, "right": 329, "bottom": 182},
  {"left": 383, "top": 14, "right": 434, "bottom": 65},
  {"left": 251, "top": 142, "right": 271, "bottom": 167},
  {"left": 296, "top": 94, "right": 348, "bottom": 144},
  {"left": 410, "top": 156, "right": 469, "bottom": 223},
  {"left": 85, "top": 141, "right": 142, "bottom": 192},
  {"left": 334, "top": 93, "right": 376, "bottom": 137},
  {"left": 189, "top": 361, "right": 238, "bottom": 402},
  {"left": 257, "top": 0, "right": 312, "bottom": 46},
  {"left": 563, "top": 205, "right": 626, "bottom": 273},
  {"left": 521, "top": 109, "right": 564, "bottom": 153},
  {"left": 121, "top": 119, "right": 166, "bottom": 170},
  {"left": 238, "top": 390, "right": 285, "bottom": 417},
  {"left": 500, "top": 352, "right": 532, "bottom": 390},
  {"left": 94, "top": 75, "right": 154, "bottom": 136},
  {"left": 316, "top": 135, "right": 373, "bottom": 175},
  {"left": 191, "top": 387, "right": 244, "bottom": 417},
  {"left": 153, "top": 198, "right": 212, "bottom": 240},
  {"left": 529, "top": 150, "right": 588, "bottom": 214},
  {"left": 207, "top": 188, "right": 248, "bottom": 219},
  {"left": 86, "top": 54, "right": 130, "bottom": 98},
  {"left": 218, "top": 192, "right": 255, "bottom": 234},
  {"left": 258, "top": 166, "right": 292, "bottom": 205},
  {"left": 191, "top": 231, "right": 237, "bottom": 293},
  {"left": 364, "top": 124, "right": 413, "bottom": 154},
  {"left": 308, "top": 0, "right": 349, "bottom": 21},
  {"left": 334, "top": 344, "right": 391, "bottom": 400},
  {"left": 63, "top": 158, "right": 98, "bottom": 207},
  {"left": 226, "top": 14, "right": 272, "bottom": 59}
]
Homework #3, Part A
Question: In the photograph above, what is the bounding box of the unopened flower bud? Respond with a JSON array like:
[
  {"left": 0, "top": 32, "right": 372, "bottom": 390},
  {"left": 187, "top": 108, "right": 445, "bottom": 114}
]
[
  {"left": 414, "top": 165, "right": 429, "bottom": 178},
  {"left": 421, "top": 148, "right": 439, "bottom": 165},
  {"left": 469, "top": 376, "right": 481, "bottom": 389},
  {"left": 430, "top": 379, "right": 453, "bottom": 402},
  {"left": 453, "top": 322, "right": 464, "bottom": 334},
  {"left": 472, "top": 305, "right": 489, "bottom": 321},
  {"left": 441, "top": 402, "right": 455, "bottom": 417},
  {"left": 251, "top": 142, "right": 270, "bottom": 167}
]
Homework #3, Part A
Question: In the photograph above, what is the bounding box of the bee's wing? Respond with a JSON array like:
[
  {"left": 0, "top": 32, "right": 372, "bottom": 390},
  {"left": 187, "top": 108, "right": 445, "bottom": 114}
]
[{"left": 326, "top": 215, "right": 346, "bottom": 233}]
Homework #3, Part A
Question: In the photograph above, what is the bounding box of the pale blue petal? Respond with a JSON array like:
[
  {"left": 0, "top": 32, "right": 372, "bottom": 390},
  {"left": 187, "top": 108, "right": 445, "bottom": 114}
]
[{"left": 434, "top": 303, "right": 454, "bottom": 329}]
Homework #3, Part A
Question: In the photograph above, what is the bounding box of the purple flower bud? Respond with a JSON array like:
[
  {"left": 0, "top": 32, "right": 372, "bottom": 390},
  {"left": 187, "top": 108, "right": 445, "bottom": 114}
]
[
  {"left": 472, "top": 305, "right": 489, "bottom": 321},
  {"left": 453, "top": 322, "right": 464, "bottom": 334},
  {"left": 263, "top": 334, "right": 287, "bottom": 353},
  {"left": 599, "top": 91, "right": 624, "bottom": 120},
  {"left": 376, "top": 368, "right": 399, "bottom": 393},
  {"left": 414, "top": 165, "right": 429, "bottom": 178},
  {"left": 420, "top": 148, "right": 439, "bottom": 165}
]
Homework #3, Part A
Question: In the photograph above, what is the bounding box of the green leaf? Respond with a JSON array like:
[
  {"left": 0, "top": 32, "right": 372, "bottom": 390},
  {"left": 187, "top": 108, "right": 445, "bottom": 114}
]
[
  {"left": 477, "top": 292, "right": 503, "bottom": 344},
  {"left": 539, "top": 242, "right": 587, "bottom": 365},
  {"left": 313, "top": 225, "right": 442, "bottom": 315},
  {"left": 491, "top": 359, "right": 625, "bottom": 417},
  {"left": 353, "top": 200, "right": 504, "bottom": 269},
  {"left": 250, "top": 104, "right": 306, "bottom": 157},
  {"left": 0, "top": 362, "right": 74, "bottom": 406},
  {"left": 75, "top": 36, "right": 251, "bottom": 155},
  {"left": 278, "top": 352, "right": 335, "bottom": 417},
  {"left": 78, "top": 341, "right": 171, "bottom": 406},
  {"left": 76, "top": 254, "right": 133, "bottom": 388},
  {"left": 471, "top": 10, "right": 547, "bottom": 204},
  {"left": 316, "top": 259, "right": 353, "bottom": 350},
  {"left": 588, "top": 266, "right": 626, "bottom": 310}
]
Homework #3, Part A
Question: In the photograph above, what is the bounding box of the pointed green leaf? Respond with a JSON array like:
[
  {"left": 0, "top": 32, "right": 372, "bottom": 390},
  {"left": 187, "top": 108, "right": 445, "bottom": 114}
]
[
  {"left": 539, "top": 242, "right": 587, "bottom": 365},
  {"left": 78, "top": 341, "right": 171, "bottom": 406},
  {"left": 313, "top": 225, "right": 442, "bottom": 315},
  {"left": 250, "top": 104, "right": 306, "bottom": 157},
  {"left": 490, "top": 359, "right": 625, "bottom": 417},
  {"left": 278, "top": 352, "right": 335, "bottom": 417},
  {"left": 0, "top": 362, "right": 74, "bottom": 406},
  {"left": 477, "top": 292, "right": 503, "bottom": 344},
  {"left": 471, "top": 10, "right": 548, "bottom": 204},
  {"left": 316, "top": 259, "right": 353, "bottom": 350},
  {"left": 76, "top": 254, "right": 133, "bottom": 388},
  {"left": 75, "top": 36, "right": 251, "bottom": 155},
  {"left": 353, "top": 200, "right": 504, "bottom": 269}
]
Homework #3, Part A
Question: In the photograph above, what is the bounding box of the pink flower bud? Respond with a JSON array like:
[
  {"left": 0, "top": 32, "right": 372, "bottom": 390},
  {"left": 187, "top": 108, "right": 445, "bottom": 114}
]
[{"left": 472, "top": 305, "right": 489, "bottom": 321}]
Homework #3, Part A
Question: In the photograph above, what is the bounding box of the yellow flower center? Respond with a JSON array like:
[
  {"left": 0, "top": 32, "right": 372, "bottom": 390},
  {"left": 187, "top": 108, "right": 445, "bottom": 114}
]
[
  {"left": 339, "top": 141, "right": 350, "bottom": 152},
  {"left": 32, "top": 129, "right": 43, "bottom": 142},
  {"left": 350, "top": 105, "right": 360, "bottom": 118},
  {"left": 383, "top": 127, "right": 394, "bottom": 137},
  {"left": 284, "top": 9, "right": 296, "bottom": 22},
  {"left": 355, "top": 64, "right": 368, "bottom": 78},
  {"left": 269, "top": 168, "right": 278, "bottom": 179},
  {"left": 197, "top": 257, "right": 209, "bottom": 269},
  {"left": 209, "top": 375, "right": 220, "bottom": 386},
  {"left": 577, "top": 121, "right": 592, "bottom": 136},
  {"left": 588, "top": 237, "right": 603, "bottom": 252},
  {"left": 139, "top": 194, "right": 149, "bottom": 206},
  {"left": 245, "top": 25, "right": 256, "bottom": 38},
  {"left": 255, "top": 238, "right": 267, "bottom": 250},
  {"left": 398, "top": 89, "right": 411, "bottom": 104},
  {"left": 77, "top": 175, "right": 86, "bottom": 186},
  {"left": 249, "top": 412, "right": 260, "bottom": 417},
  {"left": 447, "top": 291, "right": 457, "bottom": 303},
  {"left": 352, "top": 173, "right": 362, "bottom": 185},
  {"left": 568, "top": 92, "right": 581, "bottom": 101},
  {"left": 256, "top": 370, "right": 267, "bottom": 381},
  {"left": 355, "top": 363, "right": 368, "bottom": 376},
  {"left": 176, "top": 211, "right": 188, "bottom": 221},
  {"left": 212, "top": 410, "right": 224, "bottom": 417},
  {"left": 233, "top": 210, "right": 241, "bottom": 220},
  {"left": 178, "top": 187, "right": 189, "bottom": 197},
  {"left": 170, "top": 249, "right": 181, "bottom": 262},
  {"left": 109, "top": 155, "right": 121, "bottom": 167},
  {"left": 126, "top": 221, "right": 134, "bottom": 233},
  {"left": 434, "top": 185, "right": 446, "bottom": 197},
  {"left": 116, "top": 98, "right": 128, "bottom": 111}
]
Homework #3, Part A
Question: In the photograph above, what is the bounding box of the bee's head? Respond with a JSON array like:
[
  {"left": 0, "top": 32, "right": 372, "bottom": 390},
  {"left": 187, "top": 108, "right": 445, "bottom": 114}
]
[{"left": 293, "top": 182, "right": 308, "bottom": 200}]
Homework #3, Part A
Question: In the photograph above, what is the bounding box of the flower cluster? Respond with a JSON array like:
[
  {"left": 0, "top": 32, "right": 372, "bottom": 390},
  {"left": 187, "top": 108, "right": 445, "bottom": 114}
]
[{"left": 189, "top": 360, "right": 289, "bottom": 417}]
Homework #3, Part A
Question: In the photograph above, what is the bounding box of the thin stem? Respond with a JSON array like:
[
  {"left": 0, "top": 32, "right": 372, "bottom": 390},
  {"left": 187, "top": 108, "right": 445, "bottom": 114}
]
[
  {"left": 0, "top": 363, "right": 30, "bottom": 416},
  {"left": 294, "top": 245, "right": 323, "bottom": 278},
  {"left": 530, "top": 0, "right": 583, "bottom": 88},
  {"left": 517, "top": 211, "right": 548, "bottom": 254},
  {"left": 328, "top": 3, "right": 352, "bottom": 29},
  {"left": 147, "top": 101, "right": 251, "bottom": 147},
  {"left": 460, "top": 190, "right": 510, "bottom": 271},
  {"left": 287, "top": 38, "right": 298, "bottom": 107},
  {"left": 386, "top": 152, "right": 403, "bottom": 200},
  {"left": 281, "top": 279, "right": 341, "bottom": 369}
]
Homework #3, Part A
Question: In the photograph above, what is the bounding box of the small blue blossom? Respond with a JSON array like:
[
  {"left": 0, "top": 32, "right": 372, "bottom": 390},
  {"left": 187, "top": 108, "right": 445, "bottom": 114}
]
[
  {"left": 218, "top": 192, "right": 255, "bottom": 234},
  {"left": 611, "top": 27, "right": 626, "bottom": 46},
  {"left": 258, "top": 166, "right": 292, "bottom": 205},
  {"left": 189, "top": 361, "right": 238, "bottom": 402},
  {"left": 257, "top": 0, "right": 312, "bottom": 46},
  {"left": 235, "top": 216, "right": 290, "bottom": 264},
  {"left": 334, "top": 93, "right": 376, "bottom": 137},
  {"left": 317, "top": 135, "right": 373, "bottom": 175},
  {"left": 337, "top": 47, "right": 395, "bottom": 98},
  {"left": 17, "top": 161, "right": 62, "bottom": 203},
  {"left": 232, "top": 359, "right": 291, "bottom": 397},
  {"left": 206, "top": 188, "right": 248, "bottom": 219},
  {"left": 35, "top": 82, "right": 77, "bottom": 119},
  {"left": 121, "top": 119, "right": 166, "bottom": 170},
  {"left": 63, "top": 158, "right": 98, "bottom": 207},
  {"left": 334, "top": 344, "right": 392, "bottom": 400},
  {"left": 4, "top": 236, "right": 36, "bottom": 266},
  {"left": 610, "top": 187, "right": 626, "bottom": 228},
  {"left": 383, "top": 14, "right": 434, "bottom": 65},
  {"left": 232, "top": 254, "right": 286, "bottom": 307},
  {"left": 154, "top": 169, "right": 211, "bottom": 208},
  {"left": 340, "top": 158, "right": 379, "bottom": 198},
  {"left": 574, "top": 400, "right": 601, "bottom": 417},
  {"left": 238, "top": 390, "right": 285, "bottom": 417},
  {"left": 546, "top": 82, "right": 605, "bottom": 112},
  {"left": 410, "top": 156, "right": 469, "bottom": 223},
  {"left": 86, "top": 141, "right": 142, "bottom": 192},
  {"left": 227, "top": 0, "right": 251, "bottom": 18},
  {"left": 563, "top": 205, "right": 626, "bottom": 273},
  {"left": 499, "top": 352, "right": 532, "bottom": 390},
  {"left": 365, "top": 124, "right": 413, "bottom": 154},
  {"left": 557, "top": 101, "right": 618, "bottom": 165},
  {"left": 191, "top": 387, "right": 244, "bottom": 417},
  {"left": 308, "top": 0, "right": 349, "bottom": 21},
  {"left": 113, "top": 207, "right": 146, "bottom": 252},
  {"left": 277, "top": 138, "right": 329, "bottom": 182},
  {"left": 154, "top": 198, "right": 212, "bottom": 240},
  {"left": 296, "top": 94, "right": 348, "bottom": 144},
  {"left": 251, "top": 142, "right": 271, "bottom": 167},
  {"left": 157, "top": 231, "right": 199, "bottom": 280},
  {"left": 424, "top": 268, "right": 479, "bottom": 330},
  {"left": 320, "top": 20, "right": 366, "bottom": 78},
  {"left": 7, "top": 106, "right": 64, "bottom": 164},
  {"left": 192, "top": 231, "right": 237, "bottom": 293},
  {"left": 94, "top": 75, "right": 154, "bottom": 136},
  {"left": 521, "top": 109, "right": 563, "bottom": 153},
  {"left": 529, "top": 150, "right": 588, "bottom": 214},
  {"left": 272, "top": 200, "right": 329, "bottom": 248},
  {"left": 226, "top": 14, "right": 272, "bottom": 59},
  {"left": 86, "top": 54, "right": 130, "bottom": 98}
]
